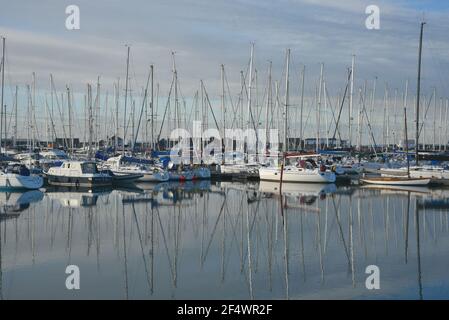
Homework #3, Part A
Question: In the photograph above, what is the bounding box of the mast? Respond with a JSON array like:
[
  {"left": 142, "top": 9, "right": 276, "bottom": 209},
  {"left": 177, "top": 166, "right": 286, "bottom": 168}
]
[
  {"left": 349, "top": 55, "right": 355, "bottom": 149},
  {"left": 87, "top": 84, "right": 93, "bottom": 159},
  {"left": 284, "top": 49, "right": 290, "bottom": 153},
  {"left": 67, "top": 86, "right": 73, "bottom": 155},
  {"left": 221, "top": 64, "right": 226, "bottom": 165},
  {"left": 123, "top": 45, "right": 130, "bottom": 154},
  {"left": 13, "top": 86, "right": 17, "bottom": 149},
  {"left": 264, "top": 61, "right": 272, "bottom": 156},
  {"left": 150, "top": 64, "right": 154, "bottom": 151},
  {"left": 299, "top": 65, "right": 305, "bottom": 150},
  {"left": 404, "top": 107, "right": 410, "bottom": 178},
  {"left": 316, "top": 62, "right": 323, "bottom": 153},
  {"left": 324, "top": 80, "right": 328, "bottom": 148},
  {"left": 246, "top": 43, "right": 254, "bottom": 162},
  {"left": 115, "top": 79, "right": 119, "bottom": 150},
  {"left": 0, "top": 37, "right": 4, "bottom": 153},
  {"left": 415, "top": 22, "right": 425, "bottom": 165}
]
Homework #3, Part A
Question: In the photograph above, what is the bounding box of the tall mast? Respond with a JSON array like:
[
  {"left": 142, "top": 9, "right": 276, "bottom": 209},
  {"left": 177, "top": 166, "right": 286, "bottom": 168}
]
[
  {"left": 324, "top": 80, "right": 328, "bottom": 148},
  {"left": 246, "top": 43, "right": 254, "bottom": 162},
  {"left": 123, "top": 45, "right": 130, "bottom": 154},
  {"left": 67, "top": 86, "right": 73, "bottom": 155},
  {"left": 415, "top": 22, "right": 425, "bottom": 165},
  {"left": 13, "top": 86, "right": 17, "bottom": 148},
  {"left": 221, "top": 64, "right": 226, "bottom": 164},
  {"left": 264, "top": 61, "right": 272, "bottom": 156},
  {"left": 299, "top": 65, "right": 305, "bottom": 150},
  {"left": 150, "top": 64, "right": 154, "bottom": 151},
  {"left": 115, "top": 79, "right": 119, "bottom": 150},
  {"left": 0, "top": 37, "right": 4, "bottom": 153},
  {"left": 88, "top": 84, "right": 93, "bottom": 159},
  {"left": 284, "top": 49, "right": 290, "bottom": 153},
  {"left": 430, "top": 87, "right": 437, "bottom": 151},
  {"left": 403, "top": 79, "right": 409, "bottom": 146},
  {"left": 316, "top": 62, "right": 323, "bottom": 153},
  {"left": 349, "top": 55, "right": 355, "bottom": 149}
]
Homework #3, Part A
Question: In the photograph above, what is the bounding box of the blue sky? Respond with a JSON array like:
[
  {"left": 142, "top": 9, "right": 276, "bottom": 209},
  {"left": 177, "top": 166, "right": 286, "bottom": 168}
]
[{"left": 0, "top": 0, "right": 449, "bottom": 143}]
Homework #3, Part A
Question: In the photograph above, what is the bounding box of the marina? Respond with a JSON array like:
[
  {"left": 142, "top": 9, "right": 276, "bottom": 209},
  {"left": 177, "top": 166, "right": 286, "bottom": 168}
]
[{"left": 1, "top": 0, "right": 449, "bottom": 303}]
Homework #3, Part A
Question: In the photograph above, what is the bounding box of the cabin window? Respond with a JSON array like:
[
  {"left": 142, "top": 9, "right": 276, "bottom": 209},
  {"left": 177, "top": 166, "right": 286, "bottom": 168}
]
[{"left": 81, "top": 162, "right": 98, "bottom": 174}]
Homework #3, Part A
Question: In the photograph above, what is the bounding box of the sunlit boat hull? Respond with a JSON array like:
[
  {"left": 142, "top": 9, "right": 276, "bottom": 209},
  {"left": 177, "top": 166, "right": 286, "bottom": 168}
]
[
  {"left": 0, "top": 173, "right": 43, "bottom": 190},
  {"left": 259, "top": 167, "right": 336, "bottom": 183},
  {"left": 360, "top": 177, "right": 431, "bottom": 186}
]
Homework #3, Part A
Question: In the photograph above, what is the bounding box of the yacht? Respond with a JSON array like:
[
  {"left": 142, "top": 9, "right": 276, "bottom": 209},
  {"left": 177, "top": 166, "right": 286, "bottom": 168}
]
[
  {"left": 0, "top": 163, "right": 44, "bottom": 190},
  {"left": 259, "top": 157, "right": 336, "bottom": 183},
  {"left": 101, "top": 155, "right": 169, "bottom": 182},
  {"left": 46, "top": 161, "right": 113, "bottom": 187}
]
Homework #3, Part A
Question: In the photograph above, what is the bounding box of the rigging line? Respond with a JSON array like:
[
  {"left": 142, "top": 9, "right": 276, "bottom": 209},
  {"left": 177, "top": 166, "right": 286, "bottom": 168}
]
[
  {"left": 133, "top": 68, "right": 151, "bottom": 151},
  {"left": 156, "top": 75, "right": 175, "bottom": 147},
  {"left": 332, "top": 69, "right": 351, "bottom": 144},
  {"left": 325, "top": 84, "right": 343, "bottom": 142},
  {"left": 202, "top": 80, "right": 222, "bottom": 132},
  {"left": 50, "top": 75, "right": 69, "bottom": 147}
]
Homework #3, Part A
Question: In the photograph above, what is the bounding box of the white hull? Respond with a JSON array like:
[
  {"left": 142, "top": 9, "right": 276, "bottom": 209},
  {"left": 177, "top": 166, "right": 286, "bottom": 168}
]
[
  {"left": 111, "top": 169, "right": 169, "bottom": 182},
  {"left": 0, "top": 173, "right": 43, "bottom": 190},
  {"left": 381, "top": 166, "right": 449, "bottom": 185},
  {"left": 360, "top": 177, "right": 431, "bottom": 186},
  {"left": 259, "top": 167, "right": 336, "bottom": 183}
]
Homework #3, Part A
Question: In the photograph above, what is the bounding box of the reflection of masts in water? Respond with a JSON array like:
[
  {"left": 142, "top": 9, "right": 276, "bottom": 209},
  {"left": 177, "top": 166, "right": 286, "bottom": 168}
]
[
  {"left": 415, "top": 198, "right": 423, "bottom": 300},
  {"left": 122, "top": 202, "right": 129, "bottom": 300},
  {"left": 131, "top": 203, "right": 152, "bottom": 295},
  {"left": 0, "top": 206, "right": 3, "bottom": 300},
  {"left": 299, "top": 203, "right": 306, "bottom": 283},
  {"left": 245, "top": 194, "right": 253, "bottom": 300},
  {"left": 220, "top": 195, "right": 226, "bottom": 283},
  {"left": 405, "top": 193, "right": 410, "bottom": 263},
  {"left": 201, "top": 197, "right": 226, "bottom": 265},
  {"left": 316, "top": 199, "right": 324, "bottom": 284},
  {"left": 331, "top": 196, "right": 350, "bottom": 267},
  {"left": 150, "top": 201, "right": 154, "bottom": 294},
  {"left": 281, "top": 195, "right": 290, "bottom": 299},
  {"left": 67, "top": 207, "right": 73, "bottom": 263},
  {"left": 155, "top": 206, "right": 177, "bottom": 294},
  {"left": 370, "top": 198, "right": 377, "bottom": 262},
  {"left": 349, "top": 196, "right": 355, "bottom": 287},
  {"left": 266, "top": 199, "right": 275, "bottom": 289}
]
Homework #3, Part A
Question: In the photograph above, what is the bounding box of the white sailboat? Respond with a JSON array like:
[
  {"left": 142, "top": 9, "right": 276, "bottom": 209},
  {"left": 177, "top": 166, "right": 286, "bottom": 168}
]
[
  {"left": 0, "top": 171, "right": 43, "bottom": 190},
  {"left": 101, "top": 155, "right": 169, "bottom": 182},
  {"left": 259, "top": 165, "right": 336, "bottom": 183}
]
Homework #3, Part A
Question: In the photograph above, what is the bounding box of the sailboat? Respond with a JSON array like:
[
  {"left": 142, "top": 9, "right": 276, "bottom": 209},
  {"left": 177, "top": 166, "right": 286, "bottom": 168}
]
[
  {"left": 102, "top": 155, "right": 169, "bottom": 182},
  {"left": 259, "top": 154, "right": 336, "bottom": 183},
  {"left": 361, "top": 27, "right": 431, "bottom": 188}
]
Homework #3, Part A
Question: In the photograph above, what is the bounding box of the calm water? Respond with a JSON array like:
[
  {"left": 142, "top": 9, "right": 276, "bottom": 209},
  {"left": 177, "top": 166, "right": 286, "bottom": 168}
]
[{"left": 0, "top": 181, "right": 449, "bottom": 299}]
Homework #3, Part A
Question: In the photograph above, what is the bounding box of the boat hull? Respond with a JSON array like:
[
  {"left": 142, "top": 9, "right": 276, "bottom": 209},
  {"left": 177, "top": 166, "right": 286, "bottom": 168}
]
[
  {"left": 46, "top": 174, "right": 113, "bottom": 187},
  {"left": 360, "top": 177, "right": 431, "bottom": 186},
  {"left": 0, "top": 174, "right": 43, "bottom": 190},
  {"left": 259, "top": 167, "right": 336, "bottom": 183}
]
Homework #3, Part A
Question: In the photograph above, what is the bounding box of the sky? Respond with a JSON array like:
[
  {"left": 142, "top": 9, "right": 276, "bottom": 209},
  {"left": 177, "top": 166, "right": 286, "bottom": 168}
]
[{"left": 0, "top": 0, "right": 449, "bottom": 144}]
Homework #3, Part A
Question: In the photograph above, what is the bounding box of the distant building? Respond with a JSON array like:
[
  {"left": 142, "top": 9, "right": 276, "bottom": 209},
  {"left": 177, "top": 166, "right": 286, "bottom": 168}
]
[{"left": 398, "top": 139, "right": 415, "bottom": 149}]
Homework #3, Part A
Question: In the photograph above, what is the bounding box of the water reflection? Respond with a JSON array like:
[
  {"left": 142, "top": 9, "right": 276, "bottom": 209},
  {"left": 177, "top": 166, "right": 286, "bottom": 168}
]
[{"left": 0, "top": 182, "right": 448, "bottom": 299}]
